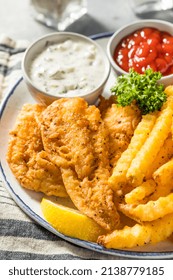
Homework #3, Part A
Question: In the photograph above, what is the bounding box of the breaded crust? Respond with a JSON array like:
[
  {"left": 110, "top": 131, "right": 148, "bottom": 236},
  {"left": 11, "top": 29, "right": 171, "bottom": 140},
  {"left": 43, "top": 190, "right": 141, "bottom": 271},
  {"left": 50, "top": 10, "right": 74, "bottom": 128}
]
[
  {"left": 41, "top": 98, "right": 119, "bottom": 231},
  {"left": 7, "top": 104, "right": 67, "bottom": 197},
  {"left": 102, "top": 101, "right": 141, "bottom": 169}
]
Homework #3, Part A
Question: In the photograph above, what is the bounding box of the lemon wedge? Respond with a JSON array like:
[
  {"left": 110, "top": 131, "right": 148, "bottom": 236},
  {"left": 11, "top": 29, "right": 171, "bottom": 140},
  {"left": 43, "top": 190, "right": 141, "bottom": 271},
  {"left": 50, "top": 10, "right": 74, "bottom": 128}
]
[{"left": 41, "top": 197, "right": 106, "bottom": 242}]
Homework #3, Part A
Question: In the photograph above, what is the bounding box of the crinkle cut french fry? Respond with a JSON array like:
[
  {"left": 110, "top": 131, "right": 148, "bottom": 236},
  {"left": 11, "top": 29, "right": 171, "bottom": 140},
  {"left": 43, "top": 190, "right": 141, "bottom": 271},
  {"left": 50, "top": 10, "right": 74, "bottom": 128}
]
[
  {"left": 164, "top": 85, "right": 173, "bottom": 97},
  {"left": 98, "top": 213, "right": 173, "bottom": 249},
  {"left": 125, "top": 179, "right": 156, "bottom": 204},
  {"left": 119, "top": 193, "right": 173, "bottom": 222},
  {"left": 145, "top": 135, "right": 173, "bottom": 180},
  {"left": 108, "top": 113, "right": 157, "bottom": 190},
  {"left": 126, "top": 100, "right": 173, "bottom": 186},
  {"left": 151, "top": 157, "right": 173, "bottom": 200}
]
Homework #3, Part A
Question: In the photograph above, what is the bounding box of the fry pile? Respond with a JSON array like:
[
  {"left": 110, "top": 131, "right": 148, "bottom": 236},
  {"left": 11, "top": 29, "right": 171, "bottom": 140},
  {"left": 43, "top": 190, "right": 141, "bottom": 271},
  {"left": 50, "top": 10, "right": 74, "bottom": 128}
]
[{"left": 98, "top": 85, "right": 173, "bottom": 249}]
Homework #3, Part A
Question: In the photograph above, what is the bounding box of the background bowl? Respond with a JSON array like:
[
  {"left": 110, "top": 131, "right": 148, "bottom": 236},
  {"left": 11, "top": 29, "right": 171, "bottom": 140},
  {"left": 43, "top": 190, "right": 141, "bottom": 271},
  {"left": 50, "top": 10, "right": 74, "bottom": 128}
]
[
  {"left": 107, "top": 19, "right": 173, "bottom": 87},
  {"left": 22, "top": 32, "right": 111, "bottom": 105}
]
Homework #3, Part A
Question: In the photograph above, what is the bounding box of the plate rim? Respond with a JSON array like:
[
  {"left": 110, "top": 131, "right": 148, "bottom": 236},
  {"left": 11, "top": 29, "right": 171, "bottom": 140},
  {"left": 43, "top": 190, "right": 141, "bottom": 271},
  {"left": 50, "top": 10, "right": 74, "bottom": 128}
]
[{"left": 1, "top": 33, "right": 173, "bottom": 259}]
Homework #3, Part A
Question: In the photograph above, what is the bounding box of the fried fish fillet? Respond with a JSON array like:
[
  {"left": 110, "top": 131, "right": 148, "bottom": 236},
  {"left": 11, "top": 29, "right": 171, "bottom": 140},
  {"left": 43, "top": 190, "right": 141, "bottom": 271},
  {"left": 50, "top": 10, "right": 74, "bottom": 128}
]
[
  {"left": 41, "top": 98, "right": 119, "bottom": 231},
  {"left": 7, "top": 104, "right": 67, "bottom": 197},
  {"left": 100, "top": 99, "right": 141, "bottom": 169}
]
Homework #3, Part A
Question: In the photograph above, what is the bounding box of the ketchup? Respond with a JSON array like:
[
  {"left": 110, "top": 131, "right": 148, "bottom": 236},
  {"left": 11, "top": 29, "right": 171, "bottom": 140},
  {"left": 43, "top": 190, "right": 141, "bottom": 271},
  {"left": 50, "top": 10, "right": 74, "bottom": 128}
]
[{"left": 113, "top": 27, "right": 173, "bottom": 75}]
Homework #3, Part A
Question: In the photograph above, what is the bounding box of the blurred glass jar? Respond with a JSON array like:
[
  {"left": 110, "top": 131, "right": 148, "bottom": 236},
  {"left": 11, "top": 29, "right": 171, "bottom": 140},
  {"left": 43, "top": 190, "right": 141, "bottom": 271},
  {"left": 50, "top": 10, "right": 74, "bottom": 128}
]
[
  {"left": 31, "top": 0, "right": 87, "bottom": 31},
  {"left": 131, "top": 0, "right": 173, "bottom": 16}
]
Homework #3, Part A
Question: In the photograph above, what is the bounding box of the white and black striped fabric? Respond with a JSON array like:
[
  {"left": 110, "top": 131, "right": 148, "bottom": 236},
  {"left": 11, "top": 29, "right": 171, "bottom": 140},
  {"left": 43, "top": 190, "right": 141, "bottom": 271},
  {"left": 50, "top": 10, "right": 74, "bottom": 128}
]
[{"left": 0, "top": 35, "right": 124, "bottom": 260}]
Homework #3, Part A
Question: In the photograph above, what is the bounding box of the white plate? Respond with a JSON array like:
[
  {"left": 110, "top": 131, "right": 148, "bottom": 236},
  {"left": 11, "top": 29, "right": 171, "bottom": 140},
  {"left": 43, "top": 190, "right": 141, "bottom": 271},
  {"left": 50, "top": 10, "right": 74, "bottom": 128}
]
[{"left": 1, "top": 33, "right": 173, "bottom": 259}]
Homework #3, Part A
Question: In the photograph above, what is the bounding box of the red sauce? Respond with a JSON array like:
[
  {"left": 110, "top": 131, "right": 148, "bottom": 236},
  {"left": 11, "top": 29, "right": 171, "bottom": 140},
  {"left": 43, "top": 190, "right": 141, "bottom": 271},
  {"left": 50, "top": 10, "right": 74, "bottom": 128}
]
[{"left": 113, "top": 27, "right": 173, "bottom": 75}]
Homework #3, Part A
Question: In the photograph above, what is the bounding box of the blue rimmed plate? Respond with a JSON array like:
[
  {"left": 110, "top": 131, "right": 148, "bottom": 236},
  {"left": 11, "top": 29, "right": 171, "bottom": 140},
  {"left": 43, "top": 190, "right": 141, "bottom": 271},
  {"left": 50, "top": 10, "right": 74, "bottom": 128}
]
[{"left": 1, "top": 33, "right": 173, "bottom": 259}]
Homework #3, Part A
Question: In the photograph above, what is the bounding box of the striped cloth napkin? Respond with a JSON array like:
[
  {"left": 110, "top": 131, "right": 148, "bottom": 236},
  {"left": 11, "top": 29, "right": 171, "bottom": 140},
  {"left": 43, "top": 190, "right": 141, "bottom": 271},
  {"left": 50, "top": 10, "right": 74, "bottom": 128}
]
[{"left": 0, "top": 35, "right": 123, "bottom": 260}]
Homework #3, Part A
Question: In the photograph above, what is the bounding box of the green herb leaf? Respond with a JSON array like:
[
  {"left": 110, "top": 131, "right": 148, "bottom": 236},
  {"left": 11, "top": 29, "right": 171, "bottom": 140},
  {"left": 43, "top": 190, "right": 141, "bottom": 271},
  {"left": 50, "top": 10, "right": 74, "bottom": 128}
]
[{"left": 111, "top": 68, "right": 167, "bottom": 115}]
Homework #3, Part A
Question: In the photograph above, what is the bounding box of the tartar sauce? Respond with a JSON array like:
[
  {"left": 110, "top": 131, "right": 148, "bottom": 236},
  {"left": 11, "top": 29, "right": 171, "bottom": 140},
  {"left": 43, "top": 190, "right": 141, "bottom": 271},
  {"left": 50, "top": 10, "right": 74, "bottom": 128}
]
[{"left": 29, "top": 38, "right": 105, "bottom": 96}]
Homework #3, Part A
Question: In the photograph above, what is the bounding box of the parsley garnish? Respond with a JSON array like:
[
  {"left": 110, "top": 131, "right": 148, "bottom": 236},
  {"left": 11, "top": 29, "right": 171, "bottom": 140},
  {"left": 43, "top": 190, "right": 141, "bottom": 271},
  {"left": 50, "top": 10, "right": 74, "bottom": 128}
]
[{"left": 111, "top": 68, "right": 167, "bottom": 115}]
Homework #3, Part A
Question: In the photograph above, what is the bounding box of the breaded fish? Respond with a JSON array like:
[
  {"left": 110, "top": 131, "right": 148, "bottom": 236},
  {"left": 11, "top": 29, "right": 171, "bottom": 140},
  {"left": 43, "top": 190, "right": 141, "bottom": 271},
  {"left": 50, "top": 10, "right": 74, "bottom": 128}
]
[
  {"left": 41, "top": 98, "right": 119, "bottom": 231},
  {"left": 7, "top": 104, "right": 67, "bottom": 197},
  {"left": 100, "top": 99, "right": 141, "bottom": 169}
]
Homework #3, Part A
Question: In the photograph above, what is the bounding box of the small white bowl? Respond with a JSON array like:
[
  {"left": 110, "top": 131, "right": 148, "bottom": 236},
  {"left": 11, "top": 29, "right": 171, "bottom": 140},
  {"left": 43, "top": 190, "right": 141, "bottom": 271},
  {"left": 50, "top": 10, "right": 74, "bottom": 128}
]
[
  {"left": 22, "top": 32, "right": 110, "bottom": 105},
  {"left": 107, "top": 19, "right": 173, "bottom": 87}
]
